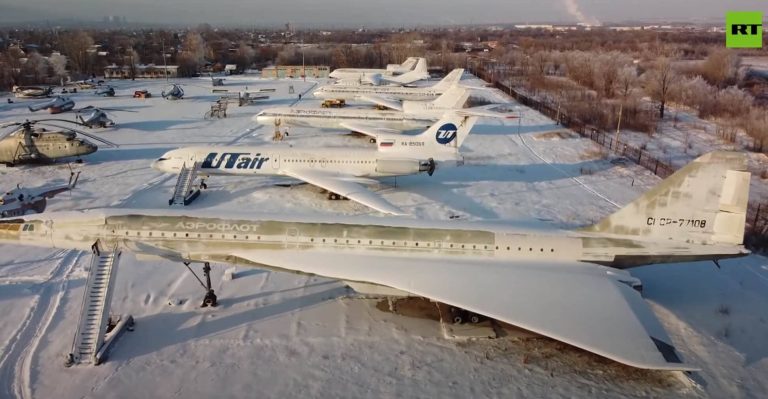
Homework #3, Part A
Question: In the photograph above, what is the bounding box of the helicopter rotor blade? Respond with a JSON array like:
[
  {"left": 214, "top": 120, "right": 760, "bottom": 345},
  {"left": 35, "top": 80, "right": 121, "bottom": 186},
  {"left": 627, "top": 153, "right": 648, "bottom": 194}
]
[
  {"left": 28, "top": 118, "right": 91, "bottom": 128},
  {"left": 38, "top": 122, "right": 120, "bottom": 148},
  {"left": 0, "top": 122, "right": 23, "bottom": 141},
  {"left": 98, "top": 107, "right": 138, "bottom": 113}
]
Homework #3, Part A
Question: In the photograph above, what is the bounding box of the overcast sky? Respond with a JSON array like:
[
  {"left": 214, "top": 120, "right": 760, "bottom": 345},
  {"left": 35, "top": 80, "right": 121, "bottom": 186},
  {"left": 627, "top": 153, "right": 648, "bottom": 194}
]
[{"left": 0, "top": 0, "right": 765, "bottom": 26}]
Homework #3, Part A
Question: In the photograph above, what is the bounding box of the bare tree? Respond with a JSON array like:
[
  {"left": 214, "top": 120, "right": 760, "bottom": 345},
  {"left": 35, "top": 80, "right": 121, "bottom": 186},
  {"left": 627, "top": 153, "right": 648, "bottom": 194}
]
[
  {"left": 701, "top": 48, "right": 740, "bottom": 88},
  {"left": 21, "top": 52, "right": 48, "bottom": 83},
  {"left": 716, "top": 86, "right": 752, "bottom": 118},
  {"left": 125, "top": 48, "right": 140, "bottom": 80},
  {"left": 233, "top": 41, "right": 255, "bottom": 72},
  {"left": 49, "top": 53, "right": 68, "bottom": 82},
  {"left": 616, "top": 66, "right": 638, "bottom": 99},
  {"left": 743, "top": 109, "right": 768, "bottom": 152},
  {"left": 643, "top": 57, "right": 678, "bottom": 119},
  {"left": 182, "top": 31, "right": 206, "bottom": 65},
  {"left": 58, "top": 30, "right": 94, "bottom": 76},
  {"left": 594, "top": 52, "right": 631, "bottom": 98}
]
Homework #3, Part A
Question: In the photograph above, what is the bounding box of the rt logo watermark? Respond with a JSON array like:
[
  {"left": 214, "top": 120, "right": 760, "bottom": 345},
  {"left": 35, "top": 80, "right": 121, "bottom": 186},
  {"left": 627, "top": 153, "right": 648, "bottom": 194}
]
[{"left": 726, "top": 11, "right": 763, "bottom": 48}]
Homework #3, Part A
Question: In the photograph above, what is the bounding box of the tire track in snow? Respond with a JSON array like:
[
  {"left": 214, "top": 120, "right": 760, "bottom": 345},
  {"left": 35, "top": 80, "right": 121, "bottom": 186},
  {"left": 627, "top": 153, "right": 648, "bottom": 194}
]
[
  {"left": 512, "top": 112, "right": 620, "bottom": 209},
  {"left": 0, "top": 250, "right": 82, "bottom": 399}
]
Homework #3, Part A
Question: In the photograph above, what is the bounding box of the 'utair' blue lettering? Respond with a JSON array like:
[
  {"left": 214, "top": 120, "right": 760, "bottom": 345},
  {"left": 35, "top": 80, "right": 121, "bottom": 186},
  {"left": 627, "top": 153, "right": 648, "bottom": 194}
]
[{"left": 201, "top": 152, "right": 270, "bottom": 170}]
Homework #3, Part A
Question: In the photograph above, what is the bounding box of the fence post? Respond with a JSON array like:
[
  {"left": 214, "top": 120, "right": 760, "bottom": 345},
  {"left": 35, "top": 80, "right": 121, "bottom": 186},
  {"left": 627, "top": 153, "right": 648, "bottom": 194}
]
[{"left": 654, "top": 160, "right": 659, "bottom": 176}]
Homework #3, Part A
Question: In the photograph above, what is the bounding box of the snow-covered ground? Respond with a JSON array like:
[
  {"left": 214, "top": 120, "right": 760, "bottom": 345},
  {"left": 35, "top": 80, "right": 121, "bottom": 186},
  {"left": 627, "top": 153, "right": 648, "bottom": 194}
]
[{"left": 0, "top": 75, "right": 766, "bottom": 399}]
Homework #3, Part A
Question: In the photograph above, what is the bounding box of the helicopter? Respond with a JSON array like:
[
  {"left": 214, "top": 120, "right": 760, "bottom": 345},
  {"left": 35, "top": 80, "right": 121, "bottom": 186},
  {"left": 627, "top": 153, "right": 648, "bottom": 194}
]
[
  {"left": 28, "top": 96, "right": 76, "bottom": 114},
  {"left": 75, "top": 106, "right": 136, "bottom": 128},
  {"left": 0, "top": 119, "right": 118, "bottom": 166},
  {"left": 94, "top": 85, "right": 116, "bottom": 97},
  {"left": 76, "top": 107, "right": 114, "bottom": 128},
  {"left": 161, "top": 83, "right": 185, "bottom": 100},
  {"left": 0, "top": 170, "right": 80, "bottom": 217},
  {"left": 12, "top": 85, "right": 53, "bottom": 99}
]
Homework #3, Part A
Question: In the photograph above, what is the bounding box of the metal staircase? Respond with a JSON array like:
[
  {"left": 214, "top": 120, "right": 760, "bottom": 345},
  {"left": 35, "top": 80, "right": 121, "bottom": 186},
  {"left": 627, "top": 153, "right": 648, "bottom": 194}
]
[
  {"left": 169, "top": 161, "right": 201, "bottom": 206},
  {"left": 67, "top": 241, "right": 123, "bottom": 366}
]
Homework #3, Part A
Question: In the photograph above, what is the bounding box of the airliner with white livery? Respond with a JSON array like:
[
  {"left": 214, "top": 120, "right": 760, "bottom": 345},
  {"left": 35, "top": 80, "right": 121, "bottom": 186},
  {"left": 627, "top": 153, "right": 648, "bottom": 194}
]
[
  {"left": 153, "top": 113, "right": 478, "bottom": 215},
  {"left": 0, "top": 151, "right": 751, "bottom": 371},
  {"left": 255, "top": 86, "right": 473, "bottom": 133},
  {"left": 333, "top": 58, "right": 430, "bottom": 86},
  {"left": 314, "top": 68, "right": 464, "bottom": 102}
]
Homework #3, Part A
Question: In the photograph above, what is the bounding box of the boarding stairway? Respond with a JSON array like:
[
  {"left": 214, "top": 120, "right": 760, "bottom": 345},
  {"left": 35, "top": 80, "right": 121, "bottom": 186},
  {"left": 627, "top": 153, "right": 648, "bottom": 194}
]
[
  {"left": 67, "top": 241, "right": 132, "bottom": 366},
  {"left": 169, "top": 161, "right": 201, "bottom": 206}
]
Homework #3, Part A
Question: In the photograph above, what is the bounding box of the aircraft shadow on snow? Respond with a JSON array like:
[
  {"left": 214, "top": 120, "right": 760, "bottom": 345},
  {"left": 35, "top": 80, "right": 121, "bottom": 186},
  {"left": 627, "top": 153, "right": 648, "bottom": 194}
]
[
  {"left": 116, "top": 120, "right": 199, "bottom": 131},
  {"left": 105, "top": 280, "right": 348, "bottom": 360},
  {"left": 86, "top": 147, "right": 175, "bottom": 163},
  {"left": 385, "top": 159, "right": 614, "bottom": 219},
  {"left": 633, "top": 260, "right": 768, "bottom": 366}
]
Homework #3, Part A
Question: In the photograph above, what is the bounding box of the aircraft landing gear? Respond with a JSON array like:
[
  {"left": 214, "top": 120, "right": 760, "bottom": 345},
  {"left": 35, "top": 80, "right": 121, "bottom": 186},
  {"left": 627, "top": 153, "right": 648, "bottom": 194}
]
[
  {"left": 449, "top": 306, "right": 484, "bottom": 324},
  {"left": 327, "top": 192, "right": 348, "bottom": 201},
  {"left": 200, "top": 179, "right": 208, "bottom": 190},
  {"left": 183, "top": 261, "right": 218, "bottom": 307}
]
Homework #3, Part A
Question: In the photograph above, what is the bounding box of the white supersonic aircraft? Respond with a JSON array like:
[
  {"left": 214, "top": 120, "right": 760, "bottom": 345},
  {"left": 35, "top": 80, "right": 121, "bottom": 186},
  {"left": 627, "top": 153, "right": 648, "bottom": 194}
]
[
  {"left": 329, "top": 57, "right": 429, "bottom": 86},
  {"left": 334, "top": 58, "right": 430, "bottom": 86},
  {"left": 153, "top": 113, "right": 479, "bottom": 215},
  {"left": 314, "top": 68, "right": 464, "bottom": 102},
  {"left": 0, "top": 151, "right": 751, "bottom": 370},
  {"left": 254, "top": 86, "right": 476, "bottom": 133}
]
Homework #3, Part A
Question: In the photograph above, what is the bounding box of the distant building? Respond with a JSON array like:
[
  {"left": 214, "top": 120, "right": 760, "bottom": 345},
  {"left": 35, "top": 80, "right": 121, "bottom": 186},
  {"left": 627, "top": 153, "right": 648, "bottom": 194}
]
[
  {"left": 104, "top": 64, "right": 179, "bottom": 79},
  {"left": 513, "top": 24, "right": 554, "bottom": 31},
  {"left": 261, "top": 65, "right": 330, "bottom": 79}
]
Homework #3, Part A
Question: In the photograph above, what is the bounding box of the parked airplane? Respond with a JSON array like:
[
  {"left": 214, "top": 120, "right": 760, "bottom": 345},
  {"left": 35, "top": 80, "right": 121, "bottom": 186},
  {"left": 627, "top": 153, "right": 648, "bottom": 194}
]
[
  {"left": 334, "top": 58, "right": 430, "bottom": 86},
  {"left": 329, "top": 57, "right": 423, "bottom": 80},
  {"left": 314, "top": 68, "right": 464, "bottom": 102},
  {"left": 255, "top": 86, "right": 473, "bottom": 133},
  {"left": 0, "top": 151, "right": 750, "bottom": 370},
  {"left": 153, "top": 113, "right": 478, "bottom": 215}
]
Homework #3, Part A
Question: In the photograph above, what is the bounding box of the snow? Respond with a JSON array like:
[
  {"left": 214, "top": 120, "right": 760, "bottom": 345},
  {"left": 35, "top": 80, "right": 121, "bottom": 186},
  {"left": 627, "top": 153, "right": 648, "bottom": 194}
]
[{"left": 0, "top": 74, "right": 766, "bottom": 398}]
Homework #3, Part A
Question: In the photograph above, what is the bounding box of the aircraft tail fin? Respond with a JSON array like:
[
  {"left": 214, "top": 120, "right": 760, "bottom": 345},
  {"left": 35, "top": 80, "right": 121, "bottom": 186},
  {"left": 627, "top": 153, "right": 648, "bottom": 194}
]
[
  {"left": 432, "top": 69, "right": 464, "bottom": 91},
  {"left": 431, "top": 86, "right": 470, "bottom": 109},
  {"left": 385, "top": 59, "right": 429, "bottom": 85},
  {"left": 375, "top": 112, "right": 478, "bottom": 157},
  {"left": 582, "top": 152, "right": 750, "bottom": 245},
  {"left": 418, "top": 112, "right": 478, "bottom": 151},
  {"left": 400, "top": 57, "right": 418, "bottom": 70}
]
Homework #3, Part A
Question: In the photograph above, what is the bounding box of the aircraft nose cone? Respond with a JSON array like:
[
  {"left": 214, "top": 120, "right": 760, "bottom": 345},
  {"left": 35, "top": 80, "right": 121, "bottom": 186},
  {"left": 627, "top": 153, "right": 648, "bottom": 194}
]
[
  {"left": 254, "top": 115, "right": 271, "bottom": 125},
  {"left": 150, "top": 159, "right": 164, "bottom": 171},
  {"left": 151, "top": 157, "right": 177, "bottom": 173},
  {"left": 85, "top": 142, "right": 98, "bottom": 154}
]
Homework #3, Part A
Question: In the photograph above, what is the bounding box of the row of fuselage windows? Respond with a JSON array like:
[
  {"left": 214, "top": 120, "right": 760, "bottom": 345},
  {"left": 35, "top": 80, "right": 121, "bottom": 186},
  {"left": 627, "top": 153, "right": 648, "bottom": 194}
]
[
  {"left": 284, "top": 159, "right": 374, "bottom": 164},
  {"left": 111, "top": 229, "right": 557, "bottom": 253}
]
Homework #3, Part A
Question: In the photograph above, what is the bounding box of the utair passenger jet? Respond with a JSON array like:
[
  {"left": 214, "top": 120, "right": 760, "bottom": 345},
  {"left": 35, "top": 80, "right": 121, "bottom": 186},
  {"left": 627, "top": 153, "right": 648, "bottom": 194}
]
[
  {"left": 0, "top": 151, "right": 751, "bottom": 370},
  {"left": 254, "top": 86, "right": 483, "bottom": 134},
  {"left": 152, "top": 113, "right": 478, "bottom": 215},
  {"left": 314, "top": 68, "right": 464, "bottom": 102}
]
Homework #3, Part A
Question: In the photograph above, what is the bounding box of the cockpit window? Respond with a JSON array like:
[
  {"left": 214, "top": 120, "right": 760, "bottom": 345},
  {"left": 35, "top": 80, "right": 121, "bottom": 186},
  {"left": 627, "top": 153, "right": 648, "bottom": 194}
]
[{"left": 156, "top": 157, "right": 169, "bottom": 162}]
